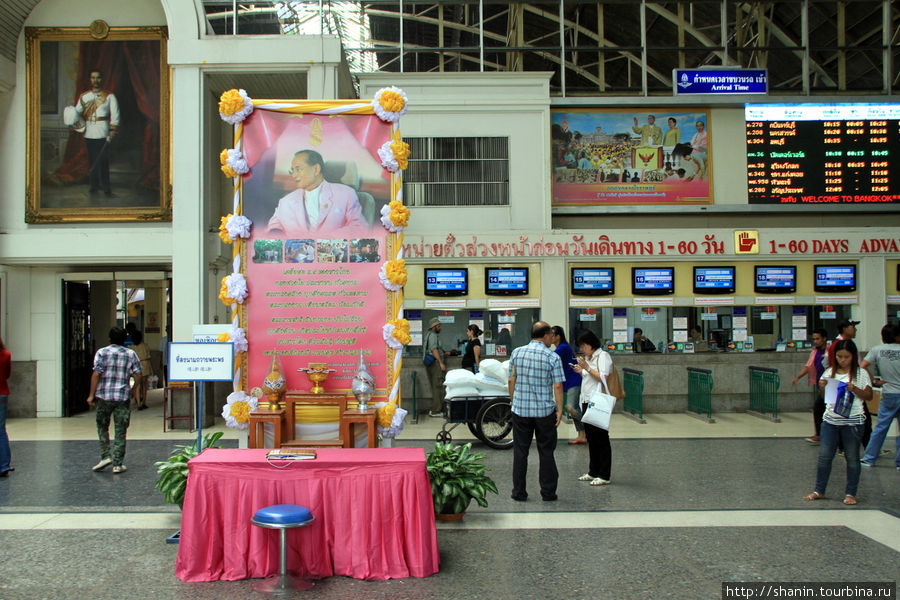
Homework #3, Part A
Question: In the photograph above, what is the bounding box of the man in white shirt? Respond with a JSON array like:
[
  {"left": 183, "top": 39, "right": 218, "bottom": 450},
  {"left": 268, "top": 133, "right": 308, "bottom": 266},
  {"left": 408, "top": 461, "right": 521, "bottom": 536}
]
[{"left": 73, "top": 70, "right": 120, "bottom": 196}]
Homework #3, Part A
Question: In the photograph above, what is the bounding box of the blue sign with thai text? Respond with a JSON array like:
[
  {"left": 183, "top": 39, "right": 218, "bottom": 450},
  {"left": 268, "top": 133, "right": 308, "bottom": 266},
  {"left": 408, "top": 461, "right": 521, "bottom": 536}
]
[{"left": 673, "top": 69, "right": 767, "bottom": 95}]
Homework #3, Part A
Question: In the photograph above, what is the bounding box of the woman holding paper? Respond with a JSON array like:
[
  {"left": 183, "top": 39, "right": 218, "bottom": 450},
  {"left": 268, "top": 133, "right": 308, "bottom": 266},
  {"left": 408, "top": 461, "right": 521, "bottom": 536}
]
[
  {"left": 804, "top": 339, "right": 872, "bottom": 506},
  {"left": 572, "top": 331, "right": 622, "bottom": 486}
]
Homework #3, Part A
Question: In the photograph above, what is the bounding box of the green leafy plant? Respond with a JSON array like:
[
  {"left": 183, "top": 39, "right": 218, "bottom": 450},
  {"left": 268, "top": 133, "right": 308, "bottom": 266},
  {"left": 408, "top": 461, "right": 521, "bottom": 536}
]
[
  {"left": 154, "top": 431, "right": 224, "bottom": 506},
  {"left": 426, "top": 442, "right": 498, "bottom": 515}
]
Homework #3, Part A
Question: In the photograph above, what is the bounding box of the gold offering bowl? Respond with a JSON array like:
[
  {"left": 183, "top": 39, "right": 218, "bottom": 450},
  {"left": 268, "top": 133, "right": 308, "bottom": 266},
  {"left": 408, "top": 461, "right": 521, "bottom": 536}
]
[{"left": 298, "top": 363, "right": 336, "bottom": 394}]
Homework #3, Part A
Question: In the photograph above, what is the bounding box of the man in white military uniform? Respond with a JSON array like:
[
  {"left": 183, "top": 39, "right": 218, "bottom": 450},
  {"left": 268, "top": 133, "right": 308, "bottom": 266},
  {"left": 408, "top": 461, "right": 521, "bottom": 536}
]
[{"left": 73, "top": 70, "right": 120, "bottom": 195}]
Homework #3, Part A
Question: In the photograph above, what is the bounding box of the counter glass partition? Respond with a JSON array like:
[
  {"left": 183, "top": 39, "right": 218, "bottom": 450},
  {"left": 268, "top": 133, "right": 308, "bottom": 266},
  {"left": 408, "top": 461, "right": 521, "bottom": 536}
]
[
  {"left": 405, "top": 308, "right": 540, "bottom": 359},
  {"left": 567, "top": 305, "right": 853, "bottom": 353}
]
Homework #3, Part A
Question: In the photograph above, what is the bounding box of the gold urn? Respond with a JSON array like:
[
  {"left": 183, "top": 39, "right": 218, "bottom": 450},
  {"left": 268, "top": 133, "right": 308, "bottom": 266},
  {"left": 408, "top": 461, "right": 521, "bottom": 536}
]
[{"left": 298, "top": 362, "right": 336, "bottom": 394}]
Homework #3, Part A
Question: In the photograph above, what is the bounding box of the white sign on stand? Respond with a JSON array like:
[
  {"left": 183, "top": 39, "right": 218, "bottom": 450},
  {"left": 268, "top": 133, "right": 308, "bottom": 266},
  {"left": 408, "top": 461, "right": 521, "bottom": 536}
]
[{"left": 169, "top": 343, "right": 234, "bottom": 382}]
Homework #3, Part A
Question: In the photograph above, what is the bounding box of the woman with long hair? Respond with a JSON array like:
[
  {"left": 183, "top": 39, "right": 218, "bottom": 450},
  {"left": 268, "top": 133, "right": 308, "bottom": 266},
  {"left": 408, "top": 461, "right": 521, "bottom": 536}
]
[
  {"left": 804, "top": 339, "right": 872, "bottom": 505},
  {"left": 551, "top": 326, "right": 584, "bottom": 444},
  {"left": 461, "top": 324, "right": 483, "bottom": 373},
  {"left": 0, "top": 335, "right": 12, "bottom": 477},
  {"left": 572, "top": 330, "right": 622, "bottom": 485}
]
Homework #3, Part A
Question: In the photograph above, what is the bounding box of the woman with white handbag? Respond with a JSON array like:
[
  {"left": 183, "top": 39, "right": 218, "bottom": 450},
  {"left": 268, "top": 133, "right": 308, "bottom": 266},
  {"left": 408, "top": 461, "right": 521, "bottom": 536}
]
[{"left": 572, "top": 330, "right": 623, "bottom": 486}]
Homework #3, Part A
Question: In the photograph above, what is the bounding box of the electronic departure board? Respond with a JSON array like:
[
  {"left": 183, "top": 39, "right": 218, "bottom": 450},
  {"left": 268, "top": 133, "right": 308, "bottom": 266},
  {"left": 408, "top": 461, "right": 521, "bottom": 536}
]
[{"left": 745, "top": 103, "right": 900, "bottom": 204}]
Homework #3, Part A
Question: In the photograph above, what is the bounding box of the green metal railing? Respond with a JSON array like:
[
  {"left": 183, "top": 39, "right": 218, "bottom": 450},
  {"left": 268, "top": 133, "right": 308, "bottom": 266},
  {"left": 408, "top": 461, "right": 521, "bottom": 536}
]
[
  {"left": 748, "top": 366, "right": 780, "bottom": 420},
  {"left": 687, "top": 367, "right": 714, "bottom": 419},
  {"left": 622, "top": 368, "right": 645, "bottom": 420}
]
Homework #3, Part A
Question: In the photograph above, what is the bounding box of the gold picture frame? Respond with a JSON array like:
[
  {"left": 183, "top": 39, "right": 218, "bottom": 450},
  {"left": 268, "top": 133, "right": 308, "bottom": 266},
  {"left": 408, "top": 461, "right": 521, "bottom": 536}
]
[{"left": 25, "top": 24, "right": 170, "bottom": 223}]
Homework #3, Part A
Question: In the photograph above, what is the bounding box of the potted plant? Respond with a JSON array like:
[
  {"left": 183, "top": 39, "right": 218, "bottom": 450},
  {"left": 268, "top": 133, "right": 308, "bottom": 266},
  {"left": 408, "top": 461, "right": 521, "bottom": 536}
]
[
  {"left": 426, "top": 442, "right": 498, "bottom": 520},
  {"left": 154, "top": 431, "right": 224, "bottom": 507}
]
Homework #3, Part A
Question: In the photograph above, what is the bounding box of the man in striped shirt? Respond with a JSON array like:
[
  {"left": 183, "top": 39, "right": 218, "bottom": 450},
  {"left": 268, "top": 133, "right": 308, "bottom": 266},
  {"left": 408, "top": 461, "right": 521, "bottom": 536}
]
[
  {"left": 87, "top": 326, "right": 141, "bottom": 474},
  {"left": 507, "top": 321, "right": 565, "bottom": 502}
]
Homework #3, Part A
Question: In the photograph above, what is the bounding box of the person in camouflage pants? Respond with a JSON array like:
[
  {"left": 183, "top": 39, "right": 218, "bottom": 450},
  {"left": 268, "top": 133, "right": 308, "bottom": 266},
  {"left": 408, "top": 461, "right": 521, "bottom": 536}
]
[{"left": 86, "top": 326, "right": 141, "bottom": 474}]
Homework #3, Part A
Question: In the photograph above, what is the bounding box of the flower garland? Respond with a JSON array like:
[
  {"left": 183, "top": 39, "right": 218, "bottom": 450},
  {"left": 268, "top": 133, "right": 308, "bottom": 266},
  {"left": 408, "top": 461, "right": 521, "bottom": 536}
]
[
  {"left": 380, "top": 200, "right": 410, "bottom": 232},
  {"left": 371, "top": 86, "right": 408, "bottom": 123},
  {"left": 218, "top": 89, "right": 254, "bottom": 125},
  {"left": 374, "top": 401, "right": 408, "bottom": 438},
  {"left": 219, "top": 148, "right": 249, "bottom": 178},
  {"left": 378, "top": 259, "right": 407, "bottom": 292},
  {"left": 217, "top": 326, "right": 248, "bottom": 354},
  {"left": 221, "top": 391, "right": 258, "bottom": 430},
  {"left": 218, "top": 214, "right": 252, "bottom": 244},
  {"left": 377, "top": 139, "right": 411, "bottom": 173},
  {"left": 382, "top": 318, "right": 411, "bottom": 350},
  {"left": 219, "top": 272, "right": 248, "bottom": 305}
]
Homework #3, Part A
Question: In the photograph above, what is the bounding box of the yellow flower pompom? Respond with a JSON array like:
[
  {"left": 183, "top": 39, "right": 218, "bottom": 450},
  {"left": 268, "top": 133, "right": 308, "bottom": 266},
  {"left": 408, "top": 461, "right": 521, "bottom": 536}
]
[
  {"left": 221, "top": 164, "right": 238, "bottom": 178},
  {"left": 390, "top": 140, "right": 410, "bottom": 170},
  {"left": 389, "top": 318, "right": 411, "bottom": 345},
  {"left": 388, "top": 200, "right": 410, "bottom": 227},
  {"left": 376, "top": 403, "right": 396, "bottom": 428},
  {"left": 217, "top": 332, "right": 230, "bottom": 343},
  {"left": 229, "top": 400, "right": 251, "bottom": 424},
  {"left": 218, "top": 276, "right": 235, "bottom": 307},
  {"left": 218, "top": 215, "right": 233, "bottom": 244},
  {"left": 385, "top": 259, "right": 407, "bottom": 287},
  {"left": 219, "top": 148, "right": 230, "bottom": 164},
  {"left": 218, "top": 89, "right": 245, "bottom": 116},
  {"left": 378, "top": 90, "right": 406, "bottom": 113}
]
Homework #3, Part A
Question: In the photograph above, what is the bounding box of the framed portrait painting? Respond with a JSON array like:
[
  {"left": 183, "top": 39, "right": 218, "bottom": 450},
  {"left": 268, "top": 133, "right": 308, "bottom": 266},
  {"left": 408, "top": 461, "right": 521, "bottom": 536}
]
[{"left": 25, "top": 23, "right": 170, "bottom": 223}]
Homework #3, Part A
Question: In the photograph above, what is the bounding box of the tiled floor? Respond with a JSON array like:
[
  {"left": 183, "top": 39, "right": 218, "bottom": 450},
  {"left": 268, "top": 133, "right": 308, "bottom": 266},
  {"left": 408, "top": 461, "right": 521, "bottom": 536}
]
[{"left": 1, "top": 392, "right": 898, "bottom": 599}]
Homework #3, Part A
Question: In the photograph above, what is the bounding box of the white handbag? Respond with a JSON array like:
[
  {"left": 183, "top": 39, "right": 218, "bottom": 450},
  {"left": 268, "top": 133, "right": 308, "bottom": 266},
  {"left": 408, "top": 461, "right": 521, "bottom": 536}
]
[{"left": 580, "top": 373, "right": 616, "bottom": 430}]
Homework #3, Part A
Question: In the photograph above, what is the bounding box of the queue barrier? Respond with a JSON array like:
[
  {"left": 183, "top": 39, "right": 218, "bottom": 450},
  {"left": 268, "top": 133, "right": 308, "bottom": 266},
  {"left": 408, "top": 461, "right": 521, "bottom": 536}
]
[
  {"left": 686, "top": 367, "right": 715, "bottom": 422},
  {"left": 622, "top": 368, "right": 646, "bottom": 423},
  {"left": 748, "top": 366, "right": 781, "bottom": 422}
]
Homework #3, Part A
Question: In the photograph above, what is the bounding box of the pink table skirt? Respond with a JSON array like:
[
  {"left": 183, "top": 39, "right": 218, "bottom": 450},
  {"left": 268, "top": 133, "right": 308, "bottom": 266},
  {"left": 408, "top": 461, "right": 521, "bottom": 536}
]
[{"left": 175, "top": 447, "right": 439, "bottom": 582}]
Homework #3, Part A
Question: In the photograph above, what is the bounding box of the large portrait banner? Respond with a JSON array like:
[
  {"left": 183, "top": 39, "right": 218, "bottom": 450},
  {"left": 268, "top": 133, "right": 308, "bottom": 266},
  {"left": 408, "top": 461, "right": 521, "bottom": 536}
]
[
  {"left": 216, "top": 89, "right": 412, "bottom": 438},
  {"left": 551, "top": 109, "right": 712, "bottom": 206}
]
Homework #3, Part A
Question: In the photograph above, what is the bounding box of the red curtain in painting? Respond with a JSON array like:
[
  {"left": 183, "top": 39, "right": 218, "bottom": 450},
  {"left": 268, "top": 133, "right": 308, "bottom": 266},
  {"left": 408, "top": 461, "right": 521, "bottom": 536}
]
[{"left": 54, "top": 41, "right": 160, "bottom": 189}]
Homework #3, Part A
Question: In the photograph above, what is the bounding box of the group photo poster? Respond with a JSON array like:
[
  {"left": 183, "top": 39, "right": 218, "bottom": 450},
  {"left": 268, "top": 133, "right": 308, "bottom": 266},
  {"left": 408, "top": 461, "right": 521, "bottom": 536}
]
[
  {"left": 238, "top": 107, "right": 395, "bottom": 395},
  {"left": 551, "top": 108, "right": 712, "bottom": 206},
  {"left": 25, "top": 24, "right": 170, "bottom": 223}
]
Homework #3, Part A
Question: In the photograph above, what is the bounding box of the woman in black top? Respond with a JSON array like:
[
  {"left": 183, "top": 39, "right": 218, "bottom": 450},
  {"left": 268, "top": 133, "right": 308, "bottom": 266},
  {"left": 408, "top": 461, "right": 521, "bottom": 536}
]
[{"left": 461, "top": 324, "right": 483, "bottom": 373}]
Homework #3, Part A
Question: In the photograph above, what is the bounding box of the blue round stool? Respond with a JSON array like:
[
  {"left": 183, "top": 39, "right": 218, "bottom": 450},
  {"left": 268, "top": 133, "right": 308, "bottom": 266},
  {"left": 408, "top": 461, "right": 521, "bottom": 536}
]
[{"left": 250, "top": 504, "right": 315, "bottom": 594}]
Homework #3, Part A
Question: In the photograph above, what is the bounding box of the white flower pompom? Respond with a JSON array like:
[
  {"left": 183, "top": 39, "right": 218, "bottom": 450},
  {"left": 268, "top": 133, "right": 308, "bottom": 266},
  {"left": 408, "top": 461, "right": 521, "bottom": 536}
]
[
  {"left": 380, "top": 203, "right": 405, "bottom": 233},
  {"left": 378, "top": 140, "right": 400, "bottom": 173},
  {"left": 378, "top": 262, "right": 403, "bottom": 292},
  {"left": 230, "top": 326, "right": 248, "bottom": 354},
  {"left": 225, "top": 272, "right": 248, "bottom": 304},
  {"left": 225, "top": 149, "right": 249, "bottom": 175},
  {"left": 382, "top": 322, "right": 403, "bottom": 350},
  {"left": 371, "top": 86, "right": 408, "bottom": 123},
  {"left": 219, "top": 89, "right": 254, "bottom": 125},
  {"left": 225, "top": 214, "right": 252, "bottom": 241},
  {"left": 221, "top": 390, "right": 258, "bottom": 430}
]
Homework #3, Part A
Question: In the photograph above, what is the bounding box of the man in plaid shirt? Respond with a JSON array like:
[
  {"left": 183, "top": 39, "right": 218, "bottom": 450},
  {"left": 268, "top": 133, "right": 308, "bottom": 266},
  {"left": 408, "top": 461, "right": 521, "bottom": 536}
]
[
  {"left": 507, "top": 321, "right": 565, "bottom": 502},
  {"left": 87, "top": 326, "right": 141, "bottom": 474}
]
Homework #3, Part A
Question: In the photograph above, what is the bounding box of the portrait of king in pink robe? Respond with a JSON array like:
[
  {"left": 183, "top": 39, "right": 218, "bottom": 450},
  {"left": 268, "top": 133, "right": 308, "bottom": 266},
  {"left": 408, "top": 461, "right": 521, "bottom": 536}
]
[{"left": 266, "top": 149, "right": 367, "bottom": 236}]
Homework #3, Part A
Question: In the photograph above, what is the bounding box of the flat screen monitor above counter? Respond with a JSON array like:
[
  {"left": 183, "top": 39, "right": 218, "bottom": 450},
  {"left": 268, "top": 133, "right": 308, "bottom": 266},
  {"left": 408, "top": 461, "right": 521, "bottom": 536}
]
[
  {"left": 693, "top": 266, "right": 736, "bottom": 295},
  {"left": 424, "top": 268, "right": 468, "bottom": 296},
  {"left": 814, "top": 264, "right": 856, "bottom": 293},
  {"left": 632, "top": 267, "right": 674, "bottom": 296},
  {"left": 485, "top": 267, "right": 529, "bottom": 296},
  {"left": 754, "top": 265, "right": 796, "bottom": 294},
  {"left": 571, "top": 268, "right": 615, "bottom": 296}
]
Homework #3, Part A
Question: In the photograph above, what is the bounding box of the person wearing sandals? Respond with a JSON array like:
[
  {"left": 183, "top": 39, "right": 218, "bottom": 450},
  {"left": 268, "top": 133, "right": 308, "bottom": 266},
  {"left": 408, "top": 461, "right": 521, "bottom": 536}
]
[
  {"left": 572, "top": 330, "right": 622, "bottom": 486},
  {"left": 804, "top": 339, "right": 872, "bottom": 506},
  {"left": 551, "top": 326, "right": 584, "bottom": 445}
]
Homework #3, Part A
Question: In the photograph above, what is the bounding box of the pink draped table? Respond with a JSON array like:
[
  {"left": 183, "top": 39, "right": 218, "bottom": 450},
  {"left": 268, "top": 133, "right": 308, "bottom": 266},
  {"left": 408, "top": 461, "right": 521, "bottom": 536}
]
[{"left": 175, "top": 447, "right": 440, "bottom": 582}]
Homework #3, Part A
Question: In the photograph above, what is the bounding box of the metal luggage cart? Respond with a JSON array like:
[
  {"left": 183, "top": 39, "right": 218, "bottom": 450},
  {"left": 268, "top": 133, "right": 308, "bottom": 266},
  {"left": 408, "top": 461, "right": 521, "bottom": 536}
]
[{"left": 436, "top": 395, "right": 513, "bottom": 449}]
